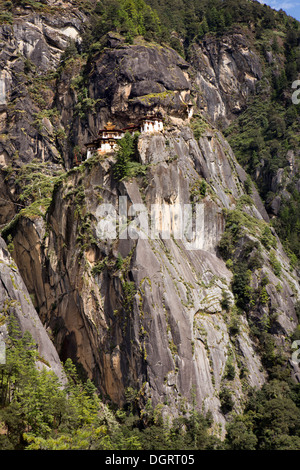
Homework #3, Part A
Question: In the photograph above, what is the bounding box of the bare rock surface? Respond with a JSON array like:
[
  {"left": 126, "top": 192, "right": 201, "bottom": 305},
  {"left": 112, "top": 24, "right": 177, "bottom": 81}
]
[
  {"left": 0, "top": 236, "right": 66, "bottom": 383},
  {"left": 0, "top": 5, "right": 299, "bottom": 438}
]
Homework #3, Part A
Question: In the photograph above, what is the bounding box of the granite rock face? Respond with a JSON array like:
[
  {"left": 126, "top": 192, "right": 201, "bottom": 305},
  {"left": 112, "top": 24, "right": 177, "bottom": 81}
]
[
  {"left": 0, "top": 236, "right": 65, "bottom": 383},
  {"left": 189, "top": 31, "right": 263, "bottom": 126},
  {"left": 0, "top": 5, "right": 86, "bottom": 222},
  {"left": 0, "top": 3, "right": 299, "bottom": 437},
  {"left": 8, "top": 124, "right": 300, "bottom": 433}
]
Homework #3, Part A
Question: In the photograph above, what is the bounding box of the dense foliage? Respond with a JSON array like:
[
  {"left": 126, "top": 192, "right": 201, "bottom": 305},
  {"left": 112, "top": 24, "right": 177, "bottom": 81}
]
[
  {"left": 76, "top": 0, "right": 300, "bottom": 53},
  {"left": 225, "top": 380, "right": 300, "bottom": 449},
  {"left": 113, "top": 132, "right": 147, "bottom": 180},
  {"left": 0, "top": 319, "right": 300, "bottom": 450},
  {"left": 224, "top": 19, "right": 300, "bottom": 267},
  {"left": 0, "top": 318, "right": 221, "bottom": 450},
  {"left": 74, "top": 0, "right": 298, "bottom": 58}
]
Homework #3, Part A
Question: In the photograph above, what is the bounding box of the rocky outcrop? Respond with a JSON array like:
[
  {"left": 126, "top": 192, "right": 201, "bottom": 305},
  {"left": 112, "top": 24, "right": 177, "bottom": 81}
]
[
  {"left": 54, "top": 30, "right": 263, "bottom": 167},
  {"left": 91, "top": 42, "right": 191, "bottom": 119},
  {"left": 189, "top": 30, "right": 263, "bottom": 126},
  {"left": 0, "top": 236, "right": 65, "bottom": 383},
  {"left": 0, "top": 5, "right": 85, "bottom": 173},
  {"left": 56, "top": 39, "right": 194, "bottom": 167},
  {"left": 8, "top": 121, "right": 300, "bottom": 435},
  {"left": 0, "top": 4, "right": 299, "bottom": 439}
]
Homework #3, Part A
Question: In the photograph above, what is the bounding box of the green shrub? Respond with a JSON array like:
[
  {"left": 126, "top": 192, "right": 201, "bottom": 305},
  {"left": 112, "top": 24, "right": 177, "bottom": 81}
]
[
  {"left": 248, "top": 249, "right": 264, "bottom": 270},
  {"left": 190, "top": 115, "right": 209, "bottom": 140},
  {"left": 224, "top": 357, "right": 235, "bottom": 380},
  {"left": 244, "top": 175, "right": 253, "bottom": 195},
  {"left": 113, "top": 132, "right": 146, "bottom": 181},
  {"left": 269, "top": 250, "right": 281, "bottom": 277},
  {"left": 91, "top": 259, "right": 107, "bottom": 276},
  {"left": 231, "top": 263, "right": 253, "bottom": 311},
  {"left": 115, "top": 253, "right": 124, "bottom": 270},
  {"left": 219, "top": 387, "right": 234, "bottom": 413},
  {"left": 218, "top": 232, "right": 234, "bottom": 260},
  {"left": 260, "top": 225, "right": 277, "bottom": 251},
  {"left": 221, "top": 289, "right": 231, "bottom": 311},
  {"left": 122, "top": 281, "right": 137, "bottom": 314},
  {"left": 0, "top": 11, "right": 13, "bottom": 23}
]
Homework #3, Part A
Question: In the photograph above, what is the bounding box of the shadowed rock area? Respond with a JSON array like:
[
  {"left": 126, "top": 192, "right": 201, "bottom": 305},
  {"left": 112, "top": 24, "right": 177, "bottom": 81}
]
[{"left": 0, "top": 236, "right": 65, "bottom": 383}]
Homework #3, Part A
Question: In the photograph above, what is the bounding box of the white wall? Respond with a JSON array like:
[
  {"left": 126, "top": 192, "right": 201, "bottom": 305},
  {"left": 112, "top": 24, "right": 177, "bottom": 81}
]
[{"left": 141, "top": 120, "right": 163, "bottom": 133}]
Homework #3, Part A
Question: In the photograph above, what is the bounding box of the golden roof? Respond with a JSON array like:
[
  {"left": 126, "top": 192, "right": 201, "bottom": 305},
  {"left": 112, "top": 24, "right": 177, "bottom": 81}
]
[{"left": 104, "top": 122, "right": 116, "bottom": 131}]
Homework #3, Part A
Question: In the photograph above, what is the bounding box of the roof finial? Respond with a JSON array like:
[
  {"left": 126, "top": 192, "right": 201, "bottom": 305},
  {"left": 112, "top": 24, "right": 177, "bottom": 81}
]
[{"left": 105, "top": 122, "right": 116, "bottom": 130}]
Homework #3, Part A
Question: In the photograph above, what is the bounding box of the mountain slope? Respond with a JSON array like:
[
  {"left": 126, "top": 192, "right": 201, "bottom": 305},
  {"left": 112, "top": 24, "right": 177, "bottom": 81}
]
[{"left": 0, "top": 0, "right": 299, "bottom": 447}]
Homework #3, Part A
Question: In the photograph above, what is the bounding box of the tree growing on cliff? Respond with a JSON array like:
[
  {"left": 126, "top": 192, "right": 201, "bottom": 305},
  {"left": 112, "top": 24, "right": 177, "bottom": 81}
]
[{"left": 113, "top": 132, "right": 145, "bottom": 181}]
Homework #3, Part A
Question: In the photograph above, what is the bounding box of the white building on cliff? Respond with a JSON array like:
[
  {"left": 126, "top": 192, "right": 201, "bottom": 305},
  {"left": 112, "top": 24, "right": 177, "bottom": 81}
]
[{"left": 85, "top": 115, "right": 164, "bottom": 160}]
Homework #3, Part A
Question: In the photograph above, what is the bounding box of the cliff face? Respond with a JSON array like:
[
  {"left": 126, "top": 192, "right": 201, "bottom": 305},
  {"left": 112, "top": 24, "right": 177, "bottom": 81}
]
[
  {"left": 0, "top": 3, "right": 299, "bottom": 435},
  {"left": 189, "top": 30, "right": 263, "bottom": 126},
  {"left": 0, "top": 235, "right": 65, "bottom": 383},
  {"left": 0, "top": 5, "right": 85, "bottom": 225}
]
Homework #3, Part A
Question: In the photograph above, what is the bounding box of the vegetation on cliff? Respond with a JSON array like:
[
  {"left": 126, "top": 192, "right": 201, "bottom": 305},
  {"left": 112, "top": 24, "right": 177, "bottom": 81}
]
[
  {"left": 0, "top": 0, "right": 300, "bottom": 451},
  {"left": 1, "top": 320, "right": 300, "bottom": 450},
  {"left": 2, "top": 0, "right": 299, "bottom": 267},
  {"left": 0, "top": 319, "right": 220, "bottom": 450}
]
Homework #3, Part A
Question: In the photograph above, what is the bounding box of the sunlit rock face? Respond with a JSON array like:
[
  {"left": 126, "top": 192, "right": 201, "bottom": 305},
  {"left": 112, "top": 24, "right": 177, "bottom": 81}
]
[
  {"left": 0, "top": 3, "right": 299, "bottom": 439},
  {"left": 189, "top": 32, "right": 263, "bottom": 126},
  {"left": 9, "top": 122, "right": 299, "bottom": 435}
]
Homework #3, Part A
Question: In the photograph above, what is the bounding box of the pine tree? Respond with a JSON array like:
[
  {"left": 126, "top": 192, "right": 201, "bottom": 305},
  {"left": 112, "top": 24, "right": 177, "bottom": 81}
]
[{"left": 113, "top": 132, "right": 137, "bottom": 181}]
